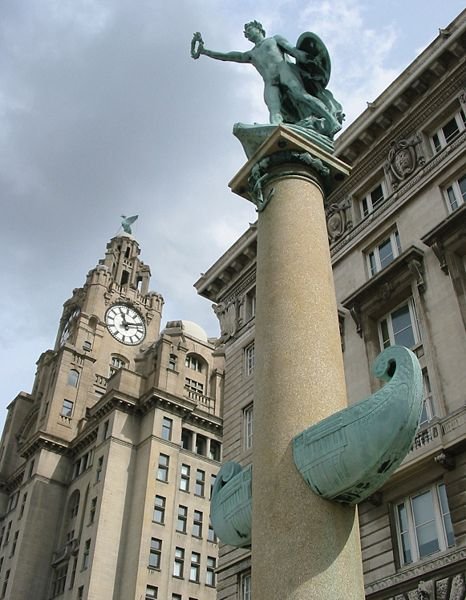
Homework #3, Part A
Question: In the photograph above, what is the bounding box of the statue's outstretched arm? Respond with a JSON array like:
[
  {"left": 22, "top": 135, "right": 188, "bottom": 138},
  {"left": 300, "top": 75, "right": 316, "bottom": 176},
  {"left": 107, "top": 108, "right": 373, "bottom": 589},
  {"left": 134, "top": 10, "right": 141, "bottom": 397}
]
[
  {"left": 203, "top": 48, "right": 250, "bottom": 63},
  {"left": 191, "top": 32, "right": 250, "bottom": 63}
]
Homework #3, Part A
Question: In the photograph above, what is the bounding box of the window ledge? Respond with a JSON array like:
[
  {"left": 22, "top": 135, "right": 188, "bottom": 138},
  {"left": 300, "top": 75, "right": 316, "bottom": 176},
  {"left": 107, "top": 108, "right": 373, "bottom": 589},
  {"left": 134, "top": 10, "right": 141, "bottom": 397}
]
[
  {"left": 422, "top": 203, "right": 466, "bottom": 274},
  {"left": 342, "top": 246, "right": 425, "bottom": 332}
]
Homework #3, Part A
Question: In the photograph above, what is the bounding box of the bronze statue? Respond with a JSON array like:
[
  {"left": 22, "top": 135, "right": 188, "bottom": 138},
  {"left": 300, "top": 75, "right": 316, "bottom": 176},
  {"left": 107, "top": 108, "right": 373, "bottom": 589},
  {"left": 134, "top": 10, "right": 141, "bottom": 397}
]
[{"left": 191, "top": 21, "right": 344, "bottom": 139}]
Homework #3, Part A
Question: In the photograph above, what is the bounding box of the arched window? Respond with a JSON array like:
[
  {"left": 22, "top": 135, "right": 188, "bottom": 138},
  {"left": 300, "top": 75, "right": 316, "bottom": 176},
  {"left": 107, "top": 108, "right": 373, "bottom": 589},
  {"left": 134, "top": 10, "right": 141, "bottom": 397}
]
[
  {"left": 67, "top": 369, "right": 79, "bottom": 387},
  {"left": 185, "top": 354, "right": 207, "bottom": 373},
  {"left": 68, "top": 490, "right": 80, "bottom": 520},
  {"left": 184, "top": 354, "right": 208, "bottom": 398}
]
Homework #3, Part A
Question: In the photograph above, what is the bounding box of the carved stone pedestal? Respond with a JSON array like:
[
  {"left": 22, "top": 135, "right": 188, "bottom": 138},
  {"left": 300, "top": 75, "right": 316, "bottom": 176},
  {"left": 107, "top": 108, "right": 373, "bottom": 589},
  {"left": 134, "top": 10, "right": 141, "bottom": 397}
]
[{"left": 230, "top": 126, "right": 364, "bottom": 599}]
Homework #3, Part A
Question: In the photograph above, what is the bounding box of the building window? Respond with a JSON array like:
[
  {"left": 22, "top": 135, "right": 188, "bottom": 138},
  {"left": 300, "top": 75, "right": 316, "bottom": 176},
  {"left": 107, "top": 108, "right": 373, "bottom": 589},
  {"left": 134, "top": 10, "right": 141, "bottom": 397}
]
[
  {"left": 206, "top": 556, "right": 216, "bottom": 586},
  {"left": 69, "top": 557, "right": 77, "bottom": 589},
  {"left": 180, "top": 464, "right": 190, "bottom": 491},
  {"left": 73, "top": 451, "right": 93, "bottom": 480},
  {"left": 162, "top": 417, "right": 173, "bottom": 441},
  {"left": 245, "top": 288, "right": 256, "bottom": 321},
  {"left": 185, "top": 354, "right": 202, "bottom": 372},
  {"left": 96, "top": 456, "right": 104, "bottom": 482},
  {"left": 0, "top": 570, "right": 9, "bottom": 599},
  {"left": 102, "top": 420, "right": 110, "bottom": 440},
  {"left": 360, "top": 181, "right": 386, "bottom": 217},
  {"left": 172, "top": 595, "right": 182, "bottom": 600},
  {"left": 4, "top": 523, "right": 11, "bottom": 546},
  {"left": 67, "top": 369, "right": 79, "bottom": 387},
  {"left": 195, "top": 469, "right": 205, "bottom": 496},
  {"left": 145, "top": 585, "right": 158, "bottom": 599},
  {"left": 157, "top": 454, "right": 169, "bottom": 482},
  {"left": 443, "top": 173, "right": 466, "bottom": 213},
  {"left": 245, "top": 343, "right": 255, "bottom": 376},
  {"left": 177, "top": 505, "right": 188, "bottom": 533},
  {"left": 367, "top": 229, "right": 401, "bottom": 276},
  {"left": 173, "top": 547, "right": 185, "bottom": 578},
  {"left": 149, "top": 538, "right": 162, "bottom": 569},
  {"left": 195, "top": 435, "right": 207, "bottom": 456},
  {"left": 241, "top": 572, "right": 252, "bottom": 600},
  {"left": 378, "top": 299, "right": 420, "bottom": 350},
  {"left": 19, "top": 492, "right": 27, "bottom": 519},
  {"left": 185, "top": 378, "right": 204, "bottom": 394},
  {"left": 77, "top": 586, "right": 84, "bottom": 600},
  {"left": 209, "top": 440, "right": 221, "bottom": 461},
  {"left": 61, "top": 399, "right": 74, "bottom": 418},
  {"left": 244, "top": 404, "right": 254, "bottom": 450},
  {"left": 6, "top": 491, "right": 18, "bottom": 513},
  {"left": 168, "top": 354, "right": 178, "bottom": 370},
  {"left": 192, "top": 510, "right": 203, "bottom": 538},
  {"left": 10, "top": 531, "right": 18, "bottom": 557},
  {"left": 89, "top": 497, "right": 97, "bottom": 524},
  {"left": 109, "top": 355, "right": 127, "bottom": 377},
  {"left": 207, "top": 520, "right": 217, "bottom": 543},
  {"left": 82, "top": 539, "right": 91, "bottom": 570},
  {"left": 431, "top": 108, "right": 466, "bottom": 153},
  {"left": 153, "top": 495, "right": 165, "bottom": 524},
  {"left": 419, "top": 370, "right": 434, "bottom": 427},
  {"left": 51, "top": 564, "right": 67, "bottom": 596},
  {"left": 395, "top": 483, "right": 455, "bottom": 565},
  {"left": 181, "top": 428, "right": 193, "bottom": 451},
  {"left": 189, "top": 552, "right": 201, "bottom": 583},
  {"left": 69, "top": 491, "right": 80, "bottom": 519}
]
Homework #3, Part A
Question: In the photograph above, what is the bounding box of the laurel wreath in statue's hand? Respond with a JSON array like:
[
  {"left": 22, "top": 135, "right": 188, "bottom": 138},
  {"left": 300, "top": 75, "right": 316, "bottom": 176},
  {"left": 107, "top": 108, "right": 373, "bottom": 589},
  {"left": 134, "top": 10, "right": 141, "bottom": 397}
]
[{"left": 191, "top": 32, "right": 204, "bottom": 59}]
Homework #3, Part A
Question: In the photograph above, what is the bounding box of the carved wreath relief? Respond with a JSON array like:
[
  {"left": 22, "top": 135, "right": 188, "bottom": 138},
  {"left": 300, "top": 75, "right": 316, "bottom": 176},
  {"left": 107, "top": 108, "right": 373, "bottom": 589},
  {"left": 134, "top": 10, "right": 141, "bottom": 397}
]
[
  {"left": 385, "top": 134, "right": 425, "bottom": 190},
  {"left": 326, "top": 198, "right": 352, "bottom": 243}
]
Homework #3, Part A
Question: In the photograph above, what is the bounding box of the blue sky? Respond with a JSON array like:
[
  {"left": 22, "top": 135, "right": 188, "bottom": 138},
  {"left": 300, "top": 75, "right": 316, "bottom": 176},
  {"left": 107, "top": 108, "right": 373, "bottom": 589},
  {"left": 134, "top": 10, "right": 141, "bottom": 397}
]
[{"left": 0, "top": 1, "right": 464, "bottom": 429}]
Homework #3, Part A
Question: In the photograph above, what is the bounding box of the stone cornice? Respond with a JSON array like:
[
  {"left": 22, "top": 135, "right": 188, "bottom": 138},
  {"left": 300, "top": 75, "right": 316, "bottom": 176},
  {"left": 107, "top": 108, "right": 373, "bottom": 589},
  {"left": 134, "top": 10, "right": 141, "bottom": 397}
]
[
  {"left": 342, "top": 246, "right": 425, "bottom": 315},
  {"left": 365, "top": 547, "right": 466, "bottom": 595},
  {"left": 331, "top": 63, "right": 465, "bottom": 202},
  {"left": 335, "top": 13, "right": 466, "bottom": 166},
  {"left": 140, "top": 389, "right": 222, "bottom": 433},
  {"left": 20, "top": 431, "right": 69, "bottom": 460},
  {"left": 195, "top": 225, "right": 257, "bottom": 303},
  {"left": 421, "top": 202, "right": 466, "bottom": 272}
]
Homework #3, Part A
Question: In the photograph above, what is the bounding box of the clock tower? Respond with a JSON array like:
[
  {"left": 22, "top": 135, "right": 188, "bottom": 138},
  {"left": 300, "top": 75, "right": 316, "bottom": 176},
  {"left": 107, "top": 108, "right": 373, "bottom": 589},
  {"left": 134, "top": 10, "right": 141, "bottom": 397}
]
[
  {"left": 35, "top": 232, "right": 164, "bottom": 443},
  {"left": 0, "top": 230, "right": 223, "bottom": 600}
]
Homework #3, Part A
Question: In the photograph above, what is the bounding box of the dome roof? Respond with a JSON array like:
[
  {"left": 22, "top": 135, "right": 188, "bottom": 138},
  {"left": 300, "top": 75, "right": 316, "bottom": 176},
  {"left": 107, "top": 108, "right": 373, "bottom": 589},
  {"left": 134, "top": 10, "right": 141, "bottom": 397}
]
[
  {"left": 181, "top": 320, "right": 208, "bottom": 342},
  {"left": 163, "top": 320, "right": 208, "bottom": 343}
]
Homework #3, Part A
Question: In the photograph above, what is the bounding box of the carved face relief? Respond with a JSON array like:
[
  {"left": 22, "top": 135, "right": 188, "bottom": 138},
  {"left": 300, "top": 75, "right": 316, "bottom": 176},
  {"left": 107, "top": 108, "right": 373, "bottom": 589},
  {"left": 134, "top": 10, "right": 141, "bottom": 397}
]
[{"left": 387, "top": 137, "right": 420, "bottom": 183}]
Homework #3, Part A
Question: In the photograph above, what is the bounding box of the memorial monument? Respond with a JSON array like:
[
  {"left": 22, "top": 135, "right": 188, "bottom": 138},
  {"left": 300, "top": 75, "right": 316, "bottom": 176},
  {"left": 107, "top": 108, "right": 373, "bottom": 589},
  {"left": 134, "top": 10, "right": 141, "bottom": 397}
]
[{"left": 192, "top": 21, "right": 423, "bottom": 599}]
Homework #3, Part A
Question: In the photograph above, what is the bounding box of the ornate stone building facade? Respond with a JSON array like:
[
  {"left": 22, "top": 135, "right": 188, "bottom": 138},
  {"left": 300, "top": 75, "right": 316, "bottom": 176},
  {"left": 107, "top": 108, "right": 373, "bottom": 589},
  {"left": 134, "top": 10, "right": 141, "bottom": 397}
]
[
  {"left": 0, "top": 234, "right": 224, "bottom": 599},
  {"left": 196, "top": 9, "right": 466, "bottom": 600}
]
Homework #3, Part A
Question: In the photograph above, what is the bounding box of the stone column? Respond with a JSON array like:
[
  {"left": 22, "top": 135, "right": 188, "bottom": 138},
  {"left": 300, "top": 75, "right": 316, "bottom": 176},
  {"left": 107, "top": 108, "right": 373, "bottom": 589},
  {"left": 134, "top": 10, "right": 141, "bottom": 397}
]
[{"left": 230, "top": 128, "right": 365, "bottom": 599}]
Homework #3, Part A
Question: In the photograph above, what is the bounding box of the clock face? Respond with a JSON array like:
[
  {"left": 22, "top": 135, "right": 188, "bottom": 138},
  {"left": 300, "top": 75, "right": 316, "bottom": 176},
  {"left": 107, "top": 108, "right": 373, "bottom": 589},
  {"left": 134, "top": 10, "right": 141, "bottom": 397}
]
[
  {"left": 60, "top": 307, "right": 80, "bottom": 346},
  {"left": 105, "top": 304, "right": 146, "bottom": 345}
]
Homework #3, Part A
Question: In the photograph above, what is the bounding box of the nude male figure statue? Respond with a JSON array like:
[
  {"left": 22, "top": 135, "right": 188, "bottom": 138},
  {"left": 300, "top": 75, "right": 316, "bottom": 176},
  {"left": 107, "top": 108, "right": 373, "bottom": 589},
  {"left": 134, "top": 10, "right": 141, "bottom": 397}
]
[{"left": 191, "top": 21, "right": 343, "bottom": 138}]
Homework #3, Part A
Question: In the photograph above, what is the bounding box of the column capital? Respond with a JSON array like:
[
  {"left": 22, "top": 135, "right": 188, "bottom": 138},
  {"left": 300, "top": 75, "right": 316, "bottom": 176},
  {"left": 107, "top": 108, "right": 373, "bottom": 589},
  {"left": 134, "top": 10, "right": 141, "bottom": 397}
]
[{"left": 229, "top": 125, "right": 351, "bottom": 208}]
